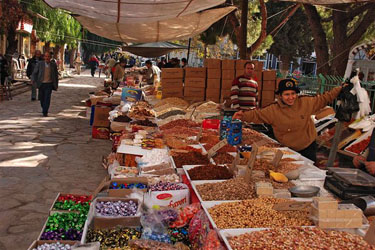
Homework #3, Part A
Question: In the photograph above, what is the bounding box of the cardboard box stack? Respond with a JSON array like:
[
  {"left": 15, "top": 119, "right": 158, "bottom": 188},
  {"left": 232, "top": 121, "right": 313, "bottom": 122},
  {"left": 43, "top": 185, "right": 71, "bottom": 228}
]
[
  {"left": 311, "top": 197, "right": 363, "bottom": 229},
  {"left": 261, "top": 70, "right": 277, "bottom": 107},
  {"left": 184, "top": 67, "right": 207, "bottom": 102},
  {"left": 220, "top": 59, "right": 236, "bottom": 103},
  {"left": 92, "top": 104, "right": 112, "bottom": 139},
  {"left": 160, "top": 68, "right": 184, "bottom": 99},
  {"left": 205, "top": 59, "right": 222, "bottom": 103}
]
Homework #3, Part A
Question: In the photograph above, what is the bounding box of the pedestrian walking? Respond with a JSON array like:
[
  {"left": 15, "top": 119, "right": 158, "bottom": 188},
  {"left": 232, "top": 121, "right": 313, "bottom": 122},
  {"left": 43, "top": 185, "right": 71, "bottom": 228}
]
[
  {"left": 0, "top": 53, "right": 9, "bottom": 86},
  {"left": 74, "top": 52, "right": 83, "bottom": 75},
  {"left": 32, "top": 52, "right": 59, "bottom": 117},
  {"left": 26, "top": 50, "right": 42, "bottom": 101},
  {"left": 89, "top": 55, "right": 99, "bottom": 77}
]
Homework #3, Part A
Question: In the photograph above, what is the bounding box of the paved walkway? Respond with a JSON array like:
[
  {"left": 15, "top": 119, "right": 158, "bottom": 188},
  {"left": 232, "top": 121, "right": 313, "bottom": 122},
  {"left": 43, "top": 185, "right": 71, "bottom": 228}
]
[{"left": 0, "top": 70, "right": 111, "bottom": 250}]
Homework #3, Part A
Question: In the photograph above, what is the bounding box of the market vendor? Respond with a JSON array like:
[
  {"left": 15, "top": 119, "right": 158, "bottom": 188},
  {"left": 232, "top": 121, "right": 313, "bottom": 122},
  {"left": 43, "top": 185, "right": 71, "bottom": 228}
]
[
  {"left": 112, "top": 58, "right": 126, "bottom": 89},
  {"left": 233, "top": 78, "right": 343, "bottom": 162},
  {"left": 144, "top": 60, "right": 161, "bottom": 85},
  {"left": 353, "top": 129, "right": 375, "bottom": 175}
]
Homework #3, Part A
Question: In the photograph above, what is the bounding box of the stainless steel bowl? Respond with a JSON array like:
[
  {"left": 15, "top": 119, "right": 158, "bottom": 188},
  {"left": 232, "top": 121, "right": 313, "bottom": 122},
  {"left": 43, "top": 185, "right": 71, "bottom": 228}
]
[{"left": 289, "top": 186, "right": 320, "bottom": 198}]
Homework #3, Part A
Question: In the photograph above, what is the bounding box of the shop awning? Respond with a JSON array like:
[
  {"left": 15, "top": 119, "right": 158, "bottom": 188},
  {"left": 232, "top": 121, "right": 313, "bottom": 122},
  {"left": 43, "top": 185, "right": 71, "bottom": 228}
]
[
  {"left": 75, "top": 6, "right": 236, "bottom": 43},
  {"left": 44, "top": 0, "right": 226, "bottom": 24},
  {"left": 122, "top": 42, "right": 188, "bottom": 57}
]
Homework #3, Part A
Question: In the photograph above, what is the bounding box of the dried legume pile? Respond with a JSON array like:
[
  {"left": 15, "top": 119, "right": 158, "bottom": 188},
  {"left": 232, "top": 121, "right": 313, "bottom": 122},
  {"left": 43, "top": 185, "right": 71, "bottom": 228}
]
[
  {"left": 160, "top": 119, "right": 200, "bottom": 130},
  {"left": 196, "top": 177, "right": 255, "bottom": 200},
  {"left": 208, "top": 197, "right": 312, "bottom": 228},
  {"left": 212, "top": 152, "right": 235, "bottom": 164},
  {"left": 228, "top": 227, "right": 375, "bottom": 250},
  {"left": 172, "top": 151, "right": 209, "bottom": 168},
  {"left": 187, "top": 165, "right": 233, "bottom": 180}
]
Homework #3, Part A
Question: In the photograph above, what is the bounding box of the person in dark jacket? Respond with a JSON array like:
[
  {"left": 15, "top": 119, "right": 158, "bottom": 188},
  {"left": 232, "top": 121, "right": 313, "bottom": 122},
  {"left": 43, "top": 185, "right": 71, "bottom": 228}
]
[
  {"left": 31, "top": 52, "right": 59, "bottom": 117},
  {"left": 89, "top": 55, "right": 99, "bottom": 77},
  {"left": 26, "top": 50, "right": 42, "bottom": 101},
  {"left": 0, "top": 53, "right": 9, "bottom": 86}
]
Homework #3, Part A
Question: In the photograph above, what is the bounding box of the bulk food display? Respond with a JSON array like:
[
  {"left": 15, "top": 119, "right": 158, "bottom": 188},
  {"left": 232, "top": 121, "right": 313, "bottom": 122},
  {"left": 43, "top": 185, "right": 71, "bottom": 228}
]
[{"left": 29, "top": 67, "right": 375, "bottom": 250}]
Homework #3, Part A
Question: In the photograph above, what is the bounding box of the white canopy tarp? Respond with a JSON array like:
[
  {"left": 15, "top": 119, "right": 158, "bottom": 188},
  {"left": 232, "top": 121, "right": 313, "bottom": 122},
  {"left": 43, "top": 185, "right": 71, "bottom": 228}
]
[
  {"left": 75, "top": 6, "right": 236, "bottom": 43},
  {"left": 44, "top": 0, "right": 226, "bottom": 24}
]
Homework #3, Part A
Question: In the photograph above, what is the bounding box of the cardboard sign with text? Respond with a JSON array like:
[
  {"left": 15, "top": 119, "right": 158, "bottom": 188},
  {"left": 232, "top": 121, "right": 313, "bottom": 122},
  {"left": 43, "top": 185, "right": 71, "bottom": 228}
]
[
  {"left": 207, "top": 139, "right": 228, "bottom": 158},
  {"left": 245, "top": 144, "right": 259, "bottom": 182},
  {"left": 272, "top": 150, "right": 283, "bottom": 168},
  {"left": 273, "top": 201, "right": 312, "bottom": 211}
]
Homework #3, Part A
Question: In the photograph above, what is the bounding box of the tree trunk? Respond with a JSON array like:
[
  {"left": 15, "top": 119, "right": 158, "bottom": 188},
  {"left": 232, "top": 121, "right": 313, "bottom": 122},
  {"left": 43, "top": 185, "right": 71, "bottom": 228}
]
[
  {"left": 59, "top": 46, "right": 65, "bottom": 71},
  {"left": 228, "top": 12, "right": 242, "bottom": 59},
  {"left": 331, "top": 4, "right": 348, "bottom": 76},
  {"left": 5, "top": 29, "right": 17, "bottom": 58},
  {"left": 303, "top": 4, "right": 331, "bottom": 75},
  {"left": 239, "top": 0, "right": 248, "bottom": 59},
  {"left": 69, "top": 48, "right": 76, "bottom": 68},
  {"left": 247, "top": 0, "right": 267, "bottom": 58},
  {"left": 280, "top": 54, "right": 292, "bottom": 76},
  {"left": 53, "top": 46, "right": 60, "bottom": 60}
]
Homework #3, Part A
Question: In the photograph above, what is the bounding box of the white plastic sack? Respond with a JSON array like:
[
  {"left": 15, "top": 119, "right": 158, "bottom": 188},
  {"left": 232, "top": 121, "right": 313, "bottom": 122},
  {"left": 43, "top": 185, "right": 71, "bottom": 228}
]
[{"left": 350, "top": 75, "right": 371, "bottom": 119}]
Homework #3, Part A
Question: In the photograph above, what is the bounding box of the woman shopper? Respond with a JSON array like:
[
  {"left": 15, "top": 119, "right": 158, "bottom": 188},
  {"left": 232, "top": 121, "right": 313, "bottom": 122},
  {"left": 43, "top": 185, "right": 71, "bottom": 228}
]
[
  {"left": 74, "top": 52, "right": 83, "bottom": 75},
  {"left": 233, "top": 78, "right": 343, "bottom": 162}
]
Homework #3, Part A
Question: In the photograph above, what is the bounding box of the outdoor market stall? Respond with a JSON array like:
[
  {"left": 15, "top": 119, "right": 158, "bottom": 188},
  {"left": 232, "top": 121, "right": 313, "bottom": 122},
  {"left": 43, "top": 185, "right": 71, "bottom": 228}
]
[{"left": 28, "top": 60, "right": 375, "bottom": 249}]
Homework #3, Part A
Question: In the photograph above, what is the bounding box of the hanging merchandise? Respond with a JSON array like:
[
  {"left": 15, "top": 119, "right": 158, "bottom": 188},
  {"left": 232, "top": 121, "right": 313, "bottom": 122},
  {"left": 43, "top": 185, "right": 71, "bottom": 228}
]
[
  {"left": 350, "top": 71, "right": 371, "bottom": 119},
  {"left": 335, "top": 81, "right": 359, "bottom": 122}
]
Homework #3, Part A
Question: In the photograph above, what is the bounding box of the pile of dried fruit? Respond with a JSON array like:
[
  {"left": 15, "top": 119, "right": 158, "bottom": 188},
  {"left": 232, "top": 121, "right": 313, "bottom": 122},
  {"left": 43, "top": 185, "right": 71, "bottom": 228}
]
[
  {"left": 208, "top": 197, "right": 312, "bottom": 228},
  {"left": 160, "top": 119, "right": 200, "bottom": 130},
  {"left": 187, "top": 165, "right": 233, "bottom": 180},
  {"left": 172, "top": 151, "right": 209, "bottom": 168},
  {"left": 228, "top": 227, "right": 374, "bottom": 250},
  {"left": 212, "top": 152, "right": 235, "bottom": 164},
  {"left": 195, "top": 177, "right": 255, "bottom": 201}
]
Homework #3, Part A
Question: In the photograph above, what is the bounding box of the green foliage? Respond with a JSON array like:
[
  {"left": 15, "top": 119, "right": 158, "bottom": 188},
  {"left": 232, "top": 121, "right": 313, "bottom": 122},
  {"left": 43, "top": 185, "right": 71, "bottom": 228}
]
[
  {"left": 266, "top": 2, "right": 314, "bottom": 64},
  {"left": 23, "top": 0, "right": 82, "bottom": 47},
  {"left": 0, "top": 0, "right": 25, "bottom": 35}
]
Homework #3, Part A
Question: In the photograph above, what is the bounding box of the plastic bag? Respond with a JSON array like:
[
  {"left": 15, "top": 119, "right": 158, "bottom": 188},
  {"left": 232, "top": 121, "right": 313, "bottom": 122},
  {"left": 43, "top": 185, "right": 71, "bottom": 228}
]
[
  {"left": 170, "top": 203, "right": 201, "bottom": 228},
  {"left": 335, "top": 83, "right": 359, "bottom": 122},
  {"left": 350, "top": 75, "right": 371, "bottom": 119},
  {"left": 141, "top": 210, "right": 172, "bottom": 243},
  {"left": 202, "top": 230, "right": 225, "bottom": 250},
  {"left": 188, "top": 210, "right": 210, "bottom": 249}
]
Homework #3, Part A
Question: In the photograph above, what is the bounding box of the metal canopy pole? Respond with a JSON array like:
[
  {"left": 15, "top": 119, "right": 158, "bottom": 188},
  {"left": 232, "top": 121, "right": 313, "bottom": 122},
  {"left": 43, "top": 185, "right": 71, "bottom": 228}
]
[
  {"left": 187, "top": 38, "right": 191, "bottom": 63},
  {"left": 327, "top": 121, "right": 344, "bottom": 168}
]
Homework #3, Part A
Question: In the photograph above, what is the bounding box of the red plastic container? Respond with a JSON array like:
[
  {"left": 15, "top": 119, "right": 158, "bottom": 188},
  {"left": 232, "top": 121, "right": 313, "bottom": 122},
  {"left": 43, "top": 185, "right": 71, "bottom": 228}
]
[{"left": 202, "top": 119, "right": 220, "bottom": 129}]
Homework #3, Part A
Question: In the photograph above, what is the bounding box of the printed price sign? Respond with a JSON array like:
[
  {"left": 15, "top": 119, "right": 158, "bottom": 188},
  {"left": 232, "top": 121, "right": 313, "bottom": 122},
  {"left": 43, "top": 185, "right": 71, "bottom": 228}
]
[
  {"left": 245, "top": 144, "right": 258, "bottom": 182},
  {"left": 196, "top": 127, "right": 203, "bottom": 142},
  {"left": 272, "top": 150, "right": 283, "bottom": 167}
]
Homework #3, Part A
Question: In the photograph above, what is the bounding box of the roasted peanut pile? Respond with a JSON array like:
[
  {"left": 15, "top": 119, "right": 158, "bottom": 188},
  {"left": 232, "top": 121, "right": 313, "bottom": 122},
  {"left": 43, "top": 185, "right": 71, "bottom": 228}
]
[
  {"left": 208, "top": 198, "right": 312, "bottom": 228},
  {"left": 188, "top": 164, "right": 233, "bottom": 180},
  {"left": 196, "top": 177, "right": 255, "bottom": 201},
  {"left": 229, "top": 227, "right": 374, "bottom": 250}
]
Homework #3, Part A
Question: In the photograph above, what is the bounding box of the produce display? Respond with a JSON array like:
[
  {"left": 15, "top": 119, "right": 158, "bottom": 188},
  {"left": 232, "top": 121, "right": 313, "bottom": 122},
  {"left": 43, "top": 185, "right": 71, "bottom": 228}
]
[
  {"left": 86, "top": 228, "right": 142, "bottom": 248},
  {"left": 40, "top": 213, "right": 85, "bottom": 240},
  {"left": 208, "top": 198, "right": 312, "bottom": 228},
  {"left": 95, "top": 200, "right": 138, "bottom": 216},
  {"left": 196, "top": 178, "right": 255, "bottom": 201},
  {"left": 346, "top": 135, "right": 371, "bottom": 154},
  {"left": 32, "top": 242, "right": 72, "bottom": 250},
  {"left": 212, "top": 152, "right": 235, "bottom": 164},
  {"left": 172, "top": 151, "right": 210, "bottom": 168},
  {"left": 30, "top": 83, "right": 372, "bottom": 250},
  {"left": 228, "top": 227, "right": 375, "bottom": 250},
  {"left": 187, "top": 165, "right": 233, "bottom": 180}
]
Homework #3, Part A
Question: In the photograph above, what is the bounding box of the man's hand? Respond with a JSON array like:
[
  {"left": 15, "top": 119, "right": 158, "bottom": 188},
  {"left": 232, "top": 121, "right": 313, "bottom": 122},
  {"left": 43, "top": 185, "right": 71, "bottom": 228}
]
[
  {"left": 365, "top": 161, "right": 375, "bottom": 175},
  {"left": 233, "top": 110, "right": 244, "bottom": 120},
  {"left": 353, "top": 155, "right": 366, "bottom": 168}
]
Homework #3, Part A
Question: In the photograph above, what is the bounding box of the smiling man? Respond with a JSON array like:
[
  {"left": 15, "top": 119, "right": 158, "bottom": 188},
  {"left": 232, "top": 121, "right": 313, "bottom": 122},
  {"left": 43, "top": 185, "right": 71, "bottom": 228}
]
[{"left": 233, "top": 78, "right": 342, "bottom": 162}]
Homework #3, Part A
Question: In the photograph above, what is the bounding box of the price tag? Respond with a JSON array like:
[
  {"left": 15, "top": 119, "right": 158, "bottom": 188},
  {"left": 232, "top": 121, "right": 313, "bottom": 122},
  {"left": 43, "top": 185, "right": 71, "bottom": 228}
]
[
  {"left": 207, "top": 139, "right": 228, "bottom": 159},
  {"left": 245, "top": 144, "right": 258, "bottom": 182},
  {"left": 196, "top": 127, "right": 203, "bottom": 142},
  {"left": 364, "top": 221, "right": 375, "bottom": 245},
  {"left": 272, "top": 150, "right": 283, "bottom": 168},
  {"left": 273, "top": 201, "right": 311, "bottom": 211}
]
